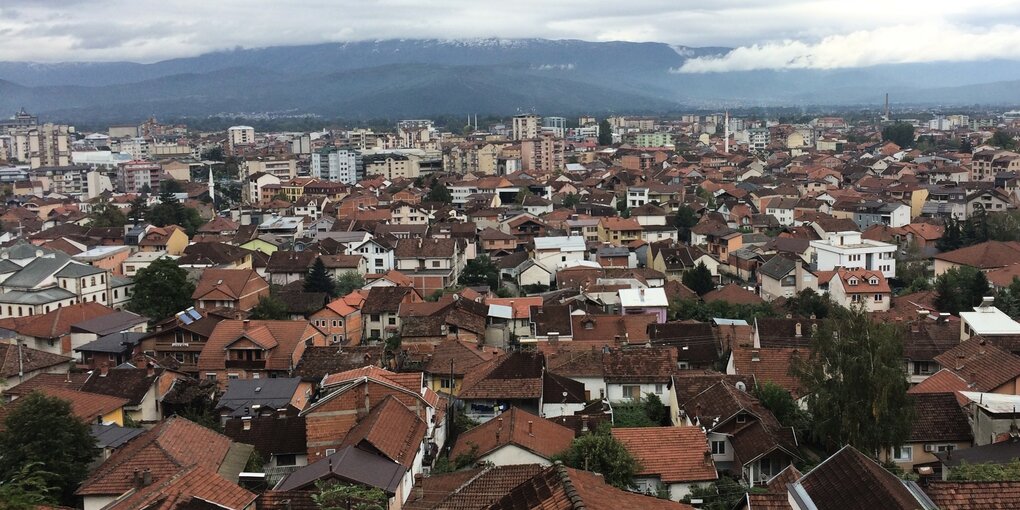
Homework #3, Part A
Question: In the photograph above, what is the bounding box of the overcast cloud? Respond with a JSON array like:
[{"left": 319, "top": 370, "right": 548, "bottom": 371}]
[{"left": 0, "top": 0, "right": 1018, "bottom": 70}]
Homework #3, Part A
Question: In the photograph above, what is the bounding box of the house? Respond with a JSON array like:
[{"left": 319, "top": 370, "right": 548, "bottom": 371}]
[
  {"left": 309, "top": 292, "right": 365, "bottom": 345},
  {"left": 320, "top": 254, "right": 368, "bottom": 277},
  {"left": 79, "top": 365, "right": 181, "bottom": 425},
  {"left": 533, "top": 236, "right": 587, "bottom": 272},
  {"left": 265, "top": 250, "right": 317, "bottom": 286},
  {"left": 423, "top": 338, "right": 503, "bottom": 396},
  {"left": 681, "top": 381, "right": 800, "bottom": 486},
  {"left": 618, "top": 287, "right": 668, "bottom": 323},
  {"left": 191, "top": 268, "right": 270, "bottom": 312},
  {"left": 224, "top": 414, "right": 308, "bottom": 480},
  {"left": 75, "top": 331, "right": 146, "bottom": 370},
  {"left": 393, "top": 237, "right": 466, "bottom": 295},
  {"left": 268, "top": 446, "right": 405, "bottom": 508},
  {"left": 599, "top": 216, "right": 643, "bottom": 245},
  {"left": 604, "top": 347, "right": 677, "bottom": 402},
  {"left": 958, "top": 391, "right": 1020, "bottom": 446},
  {"left": 346, "top": 237, "right": 395, "bottom": 273},
  {"left": 649, "top": 243, "right": 719, "bottom": 281},
  {"left": 137, "top": 308, "right": 227, "bottom": 375},
  {"left": 403, "top": 464, "right": 544, "bottom": 510},
  {"left": 809, "top": 230, "right": 897, "bottom": 278},
  {"left": 449, "top": 406, "right": 574, "bottom": 466},
  {"left": 878, "top": 392, "right": 973, "bottom": 473},
  {"left": 68, "top": 310, "right": 148, "bottom": 357},
  {"left": 933, "top": 240, "right": 1020, "bottom": 276},
  {"left": 786, "top": 445, "right": 936, "bottom": 510},
  {"left": 76, "top": 416, "right": 254, "bottom": 510},
  {"left": 216, "top": 377, "right": 313, "bottom": 418},
  {"left": 0, "top": 302, "right": 125, "bottom": 356},
  {"left": 925, "top": 480, "right": 1020, "bottom": 509},
  {"left": 137, "top": 225, "right": 189, "bottom": 255},
  {"left": 361, "top": 286, "right": 421, "bottom": 341},
  {"left": 96, "top": 464, "right": 256, "bottom": 510},
  {"left": 648, "top": 322, "right": 722, "bottom": 370},
  {"left": 757, "top": 255, "right": 801, "bottom": 301},
  {"left": 196, "top": 320, "right": 327, "bottom": 382},
  {"left": 827, "top": 268, "right": 891, "bottom": 312},
  {"left": 0, "top": 342, "right": 71, "bottom": 390},
  {"left": 934, "top": 336, "right": 1020, "bottom": 394},
  {"left": 458, "top": 351, "right": 582, "bottom": 423},
  {"left": 703, "top": 283, "right": 764, "bottom": 306},
  {"left": 487, "top": 463, "right": 696, "bottom": 510},
  {"left": 612, "top": 426, "right": 718, "bottom": 500},
  {"left": 178, "top": 242, "right": 255, "bottom": 269},
  {"left": 478, "top": 227, "right": 519, "bottom": 255}
]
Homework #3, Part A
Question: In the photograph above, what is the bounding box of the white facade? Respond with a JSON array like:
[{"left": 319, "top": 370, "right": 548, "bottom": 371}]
[
  {"left": 809, "top": 231, "right": 897, "bottom": 278},
  {"left": 311, "top": 147, "right": 360, "bottom": 184},
  {"left": 227, "top": 126, "right": 255, "bottom": 150}
]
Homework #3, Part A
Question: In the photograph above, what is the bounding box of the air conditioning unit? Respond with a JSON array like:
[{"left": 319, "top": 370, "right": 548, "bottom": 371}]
[{"left": 924, "top": 444, "right": 935, "bottom": 452}]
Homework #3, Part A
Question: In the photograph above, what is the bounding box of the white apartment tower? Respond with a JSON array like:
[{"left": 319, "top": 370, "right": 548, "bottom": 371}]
[
  {"left": 512, "top": 114, "right": 540, "bottom": 141},
  {"left": 311, "top": 146, "right": 362, "bottom": 185},
  {"left": 227, "top": 125, "right": 255, "bottom": 153}
]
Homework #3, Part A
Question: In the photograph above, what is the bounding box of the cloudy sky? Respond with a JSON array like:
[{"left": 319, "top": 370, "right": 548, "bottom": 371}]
[{"left": 1, "top": 0, "right": 1019, "bottom": 71}]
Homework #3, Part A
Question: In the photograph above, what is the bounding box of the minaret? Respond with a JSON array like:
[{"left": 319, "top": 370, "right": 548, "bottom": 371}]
[
  {"left": 724, "top": 111, "right": 730, "bottom": 154},
  {"left": 208, "top": 166, "right": 215, "bottom": 204}
]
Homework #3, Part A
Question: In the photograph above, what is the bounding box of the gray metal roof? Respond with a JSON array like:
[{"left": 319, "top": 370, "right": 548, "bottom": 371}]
[
  {"left": 2, "top": 253, "right": 71, "bottom": 289},
  {"left": 69, "top": 311, "right": 147, "bottom": 335},
  {"left": 0, "top": 259, "right": 22, "bottom": 274},
  {"left": 55, "top": 261, "right": 104, "bottom": 278},
  {"left": 75, "top": 331, "right": 146, "bottom": 354},
  {"left": 758, "top": 255, "right": 797, "bottom": 280},
  {"left": 217, "top": 377, "right": 303, "bottom": 415},
  {"left": 274, "top": 445, "right": 405, "bottom": 493},
  {"left": 0, "top": 287, "right": 75, "bottom": 304},
  {"left": 91, "top": 423, "right": 145, "bottom": 450}
]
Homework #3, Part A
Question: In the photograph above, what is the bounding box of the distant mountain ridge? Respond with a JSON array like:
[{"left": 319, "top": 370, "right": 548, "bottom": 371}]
[{"left": 1, "top": 38, "right": 1020, "bottom": 122}]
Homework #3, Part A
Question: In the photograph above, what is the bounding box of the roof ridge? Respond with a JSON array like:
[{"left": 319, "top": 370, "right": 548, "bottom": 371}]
[{"left": 554, "top": 463, "right": 586, "bottom": 510}]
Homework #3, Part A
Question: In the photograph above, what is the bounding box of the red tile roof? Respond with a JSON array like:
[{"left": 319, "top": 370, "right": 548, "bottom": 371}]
[
  {"left": 703, "top": 283, "right": 765, "bottom": 305},
  {"left": 341, "top": 395, "right": 427, "bottom": 468},
  {"left": 197, "top": 320, "right": 324, "bottom": 372},
  {"left": 925, "top": 480, "right": 1020, "bottom": 509},
  {"left": 0, "top": 386, "right": 126, "bottom": 426},
  {"left": 908, "top": 369, "right": 970, "bottom": 405},
  {"left": 488, "top": 464, "right": 695, "bottom": 510},
  {"left": 934, "top": 240, "right": 1020, "bottom": 270},
  {"left": 191, "top": 268, "right": 267, "bottom": 301},
  {"left": 612, "top": 427, "right": 718, "bottom": 483},
  {"left": 0, "top": 302, "right": 117, "bottom": 340},
  {"left": 730, "top": 346, "right": 807, "bottom": 398},
  {"left": 933, "top": 337, "right": 1020, "bottom": 393},
  {"left": 796, "top": 446, "right": 923, "bottom": 510},
  {"left": 450, "top": 407, "right": 574, "bottom": 461},
  {"left": 0, "top": 343, "right": 70, "bottom": 378},
  {"left": 101, "top": 464, "right": 256, "bottom": 510}
]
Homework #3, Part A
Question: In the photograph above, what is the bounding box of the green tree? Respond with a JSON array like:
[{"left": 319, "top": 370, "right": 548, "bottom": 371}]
[
  {"left": 948, "top": 459, "right": 1020, "bottom": 481},
  {"left": 934, "top": 266, "right": 990, "bottom": 315},
  {"left": 996, "top": 277, "right": 1020, "bottom": 320},
  {"left": 554, "top": 427, "right": 640, "bottom": 489},
  {"left": 991, "top": 130, "right": 1016, "bottom": 150},
  {"left": 791, "top": 306, "right": 913, "bottom": 453},
  {"left": 427, "top": 183, "right": 453, "bottom": 204},
  {"left": 128, "top": 258, "right": 196, "bottom": 322},
  {"left": 755, "top": 381, "right": 808, "bottom": 433},
  {"left": 0, "top": 462, "right": 58, "bottom": 510},
  {"left": 937, "top": 217, "right": 964, "bottom": 252},
  {"left": 562, "top": 193, "right": 581, "bottom": 209},
  {"left": 459, "top": 255, "right": 500, "bottom": 290},
  {"left": 305, "top": 258, "right": 336, "bottom": 296},
  {"left": 249, "top": 295, "right": 289, "bottom": 320},
  {"left": 0, "top": 393, "right": 98, "bottom": 504},
  {"left": 313, "top": 480, "right": 388, "bottom": 510},
  {"left": 201, "top": 146, "right": 225, "bottom": 161},
  {"left": 673, "top": 205, "right": 698, "bottom": 243},
  {"left": 881, "top": 122, "right": 915, "bottom": 148},
  {"left": 128, "top": 195, "right": 149, "bottom": 222},
  {"left": 598, "top": 119, "right": 613, "bottom": 146},
  {"left": 334, "top": 271, "right": 366, "bottom": 297},
  {"left": 87, "top": 197, "right": 128, "bottom": 228},
  {"left": 146, "top": 189, "right": 205, "bottom": 236},
  {"left": 515, "top": 187, "right": 533, "bottom": 204},
  {"left": 783, "top": 289, "right": 835, "bottom": 319},
  {"left": 162, "top": 179, "right": 184, "bottom": 194},
  {"left": 959, "top": 137, "right": 973, "bottom": 153},
  {"left": 682, "top": 261, "right": 715, "bottom": 296},
  {"left": 683, "top": 477, "right": 766, "bottom": 510},
  {"left": 616, "top": 197, "right": 630, "bottom": 218}
]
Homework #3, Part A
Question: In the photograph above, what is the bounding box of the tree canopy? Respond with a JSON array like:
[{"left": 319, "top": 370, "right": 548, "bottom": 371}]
[
  {"left": 87, "top": 197, "right": 127, "bottom": 228},
  {"left": 127, "top": 257, "right": 196, "bottom": 322},
  {"left": 304, "top": 258, "right": 336, "bottom": 296},
  {"left": 792, "top": 306, "right": 913, "bottom": 454},
  {"left": 427, "top": 183, "right": 453, "bottom": 204},
  {"left": 991, "top": 130, "right": 1017, "bottom": 150},
  {"left": 682, "top": 261, "right": 715, "bottom": 296},
  {"left": 934, "top": 266, "right": 990, "bottom": 315},
  {"left": 458, "top": 254, "right": 500, "bottom": 290},
  {"left": 146, "top": 189, "right": 204, "bottom": 236},
  {"left": 0, "top": 392, "right": 98, "bottom": 505},
  {"left": 313, "top": 480, "right": 387, "bottom": 510},
  {"left": 248, "top": 295, "right": 289, "bottom": 320},
  {"left": 673, "top": 205, "right": 699, "bottom": 243},
  {"left": 553, "top": 427, "right": 640, "bottom": 489},
  {"left": 948, "top": 459, "right": 1020, "bottom": 481},
  {"left": 334, "top": 271, "right": 366, "bottom": 297},
  {"left": 612, "top": 394, "right": 671, "bottom": 427},
  {"left": 597, "top": 119, "right": 612, "bottom": 146},
  {"left": 782, "top": 289, "right": 835, "bottom": 319},
  {"left": 881, "top": 122, "right": 915, "bottom": 148}
]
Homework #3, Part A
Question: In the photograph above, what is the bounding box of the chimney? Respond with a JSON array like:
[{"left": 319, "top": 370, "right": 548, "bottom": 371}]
[
  {"left": 242, "top": 319, "right": 250, "bottom": 329},
  {"left": 704, "top": 450, "right": 713, "bottom": 466},
  {"left": 146, "top": 361, "right": 154, "bottom": 377},
  {"left": 496, "top": 417, "right": 504, "bottom": 442},
  {"left": 133, "top": 468, "right": 141, "bottom": 488},
  {"left": 414, "top": 474, "right": 424, "bottom": 500},
  {"left": 581, "top": 415, "right": 589, "bottom": 432},
  {"left": 100, "top": 364, "right": 109, "bottom": 377},
  {"left": 639, "top": 288, "right": 646, "bottom": 301},
  {"left": 141, "top": 468, "right": 152, "bottom": 487}
]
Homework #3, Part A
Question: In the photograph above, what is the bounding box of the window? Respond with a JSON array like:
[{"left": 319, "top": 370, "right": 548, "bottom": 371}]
[
  {"left": 655, "top": 384, "right": 663, "bottom": 394},
  {"left": 892, "top": 445, "right": 912, "bottom": 462},
  {"left": 432, "top": 260, "right": 441, "bottom": 268},
  {"left": 275, "top": 454, "right": 297, "bottom": 466},
  {"left": 388, "top": 317, "right": 397, "bottom": 325},
  {"left": 874, "top": 294, "right": 884, "bottom": 302},
  {"left": 371, "top": 314, "right": 381, "bottom": 322},
  {"left": 711, "top": 441, "right": 726, "bottom": 455},
  {"left": 375, "top": 259, "right": 384, "bottom": 267},
  {"left": 90, "top": 277, "right": 96, "bottom": 286},
  {"left": 935, "top": 444, "right": 955, "bottom": 453},
  {"left": 206, "top": 373, "right": 217, "bottom": 381},
  {"left": 736, "top": 413, "right": 747, "bottom": 423},
  {"left": 228, "top": 373, "right": 239, "bottom": 380},
  {"left": 441, "top": 378, "right": 453, "bottom": 389},
  {"left": 622, "top": 385, "right": 641, "bottom": 400}
]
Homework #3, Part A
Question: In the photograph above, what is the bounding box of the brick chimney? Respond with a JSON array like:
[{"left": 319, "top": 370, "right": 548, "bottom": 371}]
[{"left": 100, "top": 363, "right": 109, "bottom": 377}]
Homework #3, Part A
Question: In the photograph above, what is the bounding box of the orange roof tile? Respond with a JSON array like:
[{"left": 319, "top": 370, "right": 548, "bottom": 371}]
[
  {"left": 102, "top": 464, "right": 256, "bottom": 510},
  {"left": 612, "top": 426, "right": 718, "bottom": 483},
  {"left": 340, "top": 395, "right": 427, "bottom": 468},
  {"left": 450, "top": 407, "right": 574, "bottom": 461}
]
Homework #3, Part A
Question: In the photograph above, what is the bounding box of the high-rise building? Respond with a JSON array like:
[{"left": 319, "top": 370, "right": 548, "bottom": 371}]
[
  {"left": 542, "top": 117, "right": 567, "bottom": 138},
  {"left": 11, "top": 123, "right": 71, "bottom": 168},
  {"left": 512, "top": 114, "right": 540, "bottom": 141},
  {"left": 396, "top": 120, "right": 438, "bottom": 149},
  {"left": 311, "top": 146, "right": 363, "bottom": 184},
  {"left": 520, "top": 133, "right": 564, "bottom": 174},
  {"left": 227, "top": 126, "right": 256, "bottom": 153}
]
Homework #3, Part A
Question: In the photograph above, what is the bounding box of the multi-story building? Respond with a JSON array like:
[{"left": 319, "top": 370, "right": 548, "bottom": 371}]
[
  {"left": 625, "top": 132, "right": 674, "bottom": 148},
  {"left": 118, "top": 160, "right": 163, "bottom": 193},
  {"left": 242, "top": 157, "right": 297, "bottom": 179},
  {"left": 512, "top": 114, "right": 540, "bottom": 141},
  {"left": 362, "top": 152, "right": 420, "bottom": 180},
  {"left": 520, "top": 133, "right": 564, "bottom": 174},
  {"left": 10, "top": 123, "right": 71, "bottom": 168},
  {"left": 542, "top": 117, "right": 567, "bottom": 138},
  {"left": 311, "top": 146, "right": 362, "bottom": 184},
  {"left": 227, "top": 126, "right": 255, "bottom": 153},
  {"left": 810, "top": 231, "right": 897, "bottom": 278},
  {"left": 396, "top": 120, "right": 438, "bottom": 149}
]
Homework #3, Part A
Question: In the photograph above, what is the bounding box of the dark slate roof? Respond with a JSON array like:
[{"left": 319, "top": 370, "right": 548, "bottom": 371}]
[
  {"left": 758, "top": 255, "right": 797, "bottom": 280},
  {"left": 91, "top": 423, "right": 145, "bottom": 450},
  {"left": 217, "top": 377, "right": 303, "bottom": 415},
  {"left": 293, "top": 346, "right": 384, "bottom": 382},
  {"left": 275, "top": 290, "right": 328, "bottom": 316},
  {"left": 79, "top": 368, "right": 161, "bottom": 406},
  {"left": 362, "top": 286, "right": 414, "bottom": 314},
  {"left": 75, "top": 331, "right": 146, "bottom": 354},
  {"left": 273, "top": 445, "right": 405, "bottom": 493},
  {"left": 937, "top": 436, "right": 1020, "bottom": 468},
  {"left": 69, "top": 311, "right": 147, "bottom": 335}
]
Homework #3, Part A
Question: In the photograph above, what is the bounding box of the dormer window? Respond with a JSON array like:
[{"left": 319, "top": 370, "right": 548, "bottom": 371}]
[
  {"left": 584, "top": 320, "right": 594, "bottom": 330},
  {"left": 869, "top": 277, "right": 879, "bottom": 285},
  {"left": 848, "top": 277, "right": 858, "bottom": 286}
]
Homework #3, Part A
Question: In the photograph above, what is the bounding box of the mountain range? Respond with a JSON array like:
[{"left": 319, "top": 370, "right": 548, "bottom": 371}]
[{"left": 1, "top": 38, "right": 1020, "bottom": 123}]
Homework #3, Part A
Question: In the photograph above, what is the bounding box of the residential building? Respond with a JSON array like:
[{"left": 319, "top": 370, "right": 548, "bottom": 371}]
[
  {"left": 311, "top": 146, "right": 362, "bottom": 185},
  {"left": 810, "top": 231, "right": 897, "bottom": 278},
  {"left": 191, "top": 268, "right": 270, "bottom": 312}
]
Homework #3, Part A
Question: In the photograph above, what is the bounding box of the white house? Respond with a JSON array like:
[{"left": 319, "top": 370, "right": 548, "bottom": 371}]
[{"left": 809, "top": 231, "right": 897, "bottom": 278}]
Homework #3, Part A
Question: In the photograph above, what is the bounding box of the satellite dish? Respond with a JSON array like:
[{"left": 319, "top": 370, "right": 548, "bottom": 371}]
[{"left": 735, "top": 381, "right": 747, "bottom": 392}]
